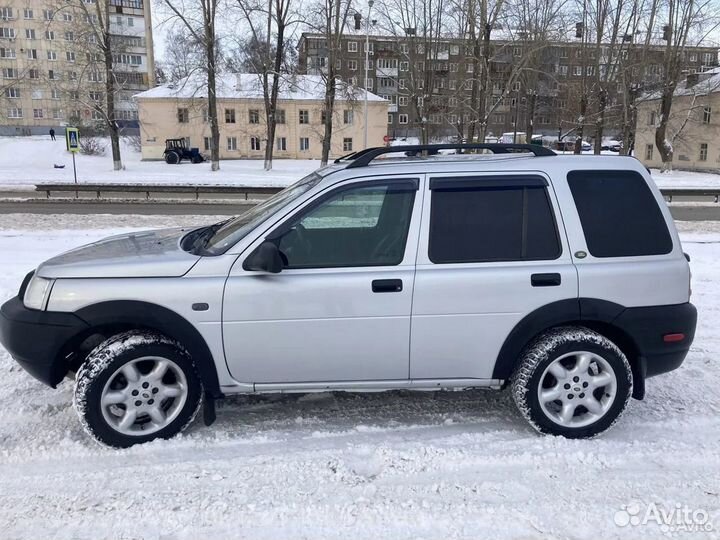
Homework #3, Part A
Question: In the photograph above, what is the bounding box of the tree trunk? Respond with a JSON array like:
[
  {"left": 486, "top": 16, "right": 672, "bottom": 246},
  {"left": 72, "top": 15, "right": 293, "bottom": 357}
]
[
  {"left": 205, "top": 8, "right": 220, "bottom": 171},
  {"left": 593, "top": 89, "right": 607, "bottom": 155},
  {"left": 574, "top": 95, "right": 587, "bottom": 154},
  {"left": 525, "top": 92, "right": 536, "bottom": 142},
  {"left": 655, "top": 88, "right": 674, "bottom": 171},
  {"left": 102, "top": 18, "right": 122, "bottom": 170},
  {"left": 321, "top": 86, "right": 335, "bottom": 165}
]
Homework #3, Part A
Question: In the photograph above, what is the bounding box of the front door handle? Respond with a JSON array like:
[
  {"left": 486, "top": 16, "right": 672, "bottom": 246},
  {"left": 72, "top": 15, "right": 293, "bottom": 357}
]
[
  {"left": 531, "top": 273, "right": 562, "bottom": 287},
  {"left": 372, "top": 279, "right": 403, "bottom": 293}
]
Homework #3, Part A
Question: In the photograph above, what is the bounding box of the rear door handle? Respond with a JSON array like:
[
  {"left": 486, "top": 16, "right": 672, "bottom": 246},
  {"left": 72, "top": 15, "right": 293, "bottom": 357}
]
[
  {"left": 372, "top": 279, "right": 403, "bottom": 293},
  {"left": 531, "top": 273, "right": 561, "bottom": 287}
]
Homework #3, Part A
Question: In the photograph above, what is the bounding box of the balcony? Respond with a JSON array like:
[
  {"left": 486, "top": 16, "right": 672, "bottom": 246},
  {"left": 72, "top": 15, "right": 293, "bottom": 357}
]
[
  {"left": 110, "top": 0, "right": 144, "bottom": 8},
  {"left": 376, "top": 67, "right": 398, "bottom": 78},
  {"left": 388, "top": 104, "right": 398, "bottom": 112}
]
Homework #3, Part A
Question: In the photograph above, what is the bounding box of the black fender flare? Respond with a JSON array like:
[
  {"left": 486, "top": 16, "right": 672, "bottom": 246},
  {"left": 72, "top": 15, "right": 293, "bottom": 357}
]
[
  {"left": 492, "top": 298, "right": 645, "bottom": 399},
  {"left": 74, "top": 300, "right": 223, "bottom": 399}
]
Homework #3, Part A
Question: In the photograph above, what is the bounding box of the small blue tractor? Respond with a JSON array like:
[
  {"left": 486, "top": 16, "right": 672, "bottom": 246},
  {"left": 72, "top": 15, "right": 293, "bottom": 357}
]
[{"left": 163, "top": 138, "right": 205, "bottom": 164}]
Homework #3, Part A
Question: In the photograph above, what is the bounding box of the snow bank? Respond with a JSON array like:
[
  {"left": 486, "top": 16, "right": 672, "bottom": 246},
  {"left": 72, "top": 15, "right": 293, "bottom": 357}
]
[{"left": 0, "top": 215, "right": 719, "bottom": 539}]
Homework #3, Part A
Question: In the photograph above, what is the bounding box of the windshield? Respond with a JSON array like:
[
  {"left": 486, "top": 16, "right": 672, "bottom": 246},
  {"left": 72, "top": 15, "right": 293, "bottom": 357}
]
[{"left": 200, "top": 172, "right": 323, "bottom": 255}]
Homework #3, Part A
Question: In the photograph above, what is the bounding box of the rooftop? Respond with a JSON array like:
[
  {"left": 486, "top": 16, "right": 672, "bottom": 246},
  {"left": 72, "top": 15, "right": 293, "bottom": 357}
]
[
  {"left": 643, "top": 66, "right": 720, "bottom": 100},
  {"left": 134, "top": 74, "right": 387, "bottom": 102}
]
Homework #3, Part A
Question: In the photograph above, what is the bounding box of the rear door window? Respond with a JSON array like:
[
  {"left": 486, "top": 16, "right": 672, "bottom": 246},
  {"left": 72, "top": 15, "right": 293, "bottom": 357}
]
[
  {"left": 428, "top": 175, "right": 561, "bottom": 263},
  {"left": 567, "top": 170, "right": 672, "bottom": 258}
]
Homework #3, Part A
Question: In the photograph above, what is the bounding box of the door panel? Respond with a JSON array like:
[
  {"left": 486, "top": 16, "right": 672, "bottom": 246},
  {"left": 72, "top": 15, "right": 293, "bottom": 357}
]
[
  {"left": 223, "top": 176, "right": 423, "bottom": 384},
  {"left": 410, "top": 173, "right": 578, "bottom": 380}
]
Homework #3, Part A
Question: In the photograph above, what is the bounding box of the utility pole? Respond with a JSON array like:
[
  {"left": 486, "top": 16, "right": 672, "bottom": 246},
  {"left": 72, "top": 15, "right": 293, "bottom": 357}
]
[{"left": 363, "top": 0, "right": 374, "bottom": 149}]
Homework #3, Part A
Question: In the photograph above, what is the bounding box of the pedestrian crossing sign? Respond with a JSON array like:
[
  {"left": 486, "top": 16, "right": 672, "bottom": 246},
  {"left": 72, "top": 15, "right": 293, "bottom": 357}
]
[{"left": 66, "top": 127, "right": 80, "bottom": 153}]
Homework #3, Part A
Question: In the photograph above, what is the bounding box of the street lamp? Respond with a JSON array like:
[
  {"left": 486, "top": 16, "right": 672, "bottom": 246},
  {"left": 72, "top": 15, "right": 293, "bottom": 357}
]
[{"left": 363, "top": 0, "right": 374, "bottom": 149}]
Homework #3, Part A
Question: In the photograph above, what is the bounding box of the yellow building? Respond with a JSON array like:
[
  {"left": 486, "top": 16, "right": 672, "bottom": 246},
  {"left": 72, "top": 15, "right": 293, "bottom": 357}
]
[
  {"left": 636, "top": 68, "right": 720, "bottom": 171},
  {"left": 134, "top": 74, "right": 389, "bottom": 160}
]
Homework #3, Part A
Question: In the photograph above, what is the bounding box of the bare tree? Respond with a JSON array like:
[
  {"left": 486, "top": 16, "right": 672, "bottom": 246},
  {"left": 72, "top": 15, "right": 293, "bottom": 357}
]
[
  {"left": 161, "top": 0, "right": 221, "bottom": 171},
  {"left": 234, "top": 0, "right": 297, "bottom": 170},
  {"left": 654, "top": 0, "right": 719, "bottom": 170},
  {"left": 305, "top": 0, "right": 354, "bottom": 165}
]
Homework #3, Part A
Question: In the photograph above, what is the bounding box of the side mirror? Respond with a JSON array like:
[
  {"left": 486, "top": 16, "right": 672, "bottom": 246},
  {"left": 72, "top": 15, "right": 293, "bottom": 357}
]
[{"left": 243, "top": 241, "right": 284, "bottom": 273}]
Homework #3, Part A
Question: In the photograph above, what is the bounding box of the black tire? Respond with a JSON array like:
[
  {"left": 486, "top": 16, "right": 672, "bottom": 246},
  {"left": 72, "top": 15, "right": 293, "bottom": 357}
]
[
  {"left": 191, "top": 154, "right": 203, "bottom": 164},
  {"left": 165, "top": 151, "right": 180, "bottom": 164},
  {"left": 73, "top": 331, "right": 203, "bottom": 448},
  {"left": 511, "top": 326, "right": 632, "bottom": 438}
]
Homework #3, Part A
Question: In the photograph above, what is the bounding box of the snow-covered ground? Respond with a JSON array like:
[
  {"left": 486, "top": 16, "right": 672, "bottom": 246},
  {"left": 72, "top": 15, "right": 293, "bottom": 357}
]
[
  {"left": 2, "top": 136, "right": 720, "bottom": 191},
  {"left": 0, "top": 136, "right": 319, "bottom": 188},
  {"left": 0, "top": 214, "right": 718, "bottom": 539}
]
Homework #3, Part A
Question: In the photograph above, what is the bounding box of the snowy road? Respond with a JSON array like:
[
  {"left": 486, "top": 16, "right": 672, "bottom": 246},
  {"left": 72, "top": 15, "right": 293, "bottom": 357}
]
[{"left": 0, "top": 215, "right": 719, "bottom": 540}]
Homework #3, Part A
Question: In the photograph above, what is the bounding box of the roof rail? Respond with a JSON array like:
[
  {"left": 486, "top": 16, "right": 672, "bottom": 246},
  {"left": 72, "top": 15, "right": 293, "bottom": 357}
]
[{"left": 340, "top": 143, "right": 556, "bottom": 169}]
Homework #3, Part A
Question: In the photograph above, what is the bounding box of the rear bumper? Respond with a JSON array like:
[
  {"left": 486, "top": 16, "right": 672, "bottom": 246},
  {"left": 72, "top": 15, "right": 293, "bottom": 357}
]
[
  {"left": 0, "top": 296, "right": 89, "bottom": 387},
  {"left": 616, "top": 302, "right": 697, "bottom": 378}
]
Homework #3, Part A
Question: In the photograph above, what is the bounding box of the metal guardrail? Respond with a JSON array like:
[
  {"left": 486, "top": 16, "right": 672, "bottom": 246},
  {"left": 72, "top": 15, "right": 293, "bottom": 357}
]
[
  {"left": 35, "top": 184, "right": 283, "bottom": 201},
  {"left": 20, "top": 184, "right": 720, "bottom": 203}
]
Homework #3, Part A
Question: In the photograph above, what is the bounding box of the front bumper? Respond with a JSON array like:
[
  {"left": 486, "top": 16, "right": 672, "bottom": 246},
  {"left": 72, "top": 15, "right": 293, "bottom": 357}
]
[{"left": 0, "top": 296, "right": 89, "bottom": 387}]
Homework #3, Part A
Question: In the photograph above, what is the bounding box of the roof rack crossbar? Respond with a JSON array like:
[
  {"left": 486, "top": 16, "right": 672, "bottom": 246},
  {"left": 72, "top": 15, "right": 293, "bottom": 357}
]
[{"left": 342, "top": 143, "right": 556, "bottom": 169}]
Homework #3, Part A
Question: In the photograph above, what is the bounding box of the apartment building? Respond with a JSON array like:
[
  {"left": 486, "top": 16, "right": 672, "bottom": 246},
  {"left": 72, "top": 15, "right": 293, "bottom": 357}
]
[
  {"left": 135, "top": 74, "right": 388, "bottom": 160},
  {"left": 298, "top": 31, "right": 719, "bottom": 141},
  {"left": 636, "top": 68, "right": 720, "bottom": 171},
  {"left": 0, "top": 0, "right": 155, "bottom": 135}
]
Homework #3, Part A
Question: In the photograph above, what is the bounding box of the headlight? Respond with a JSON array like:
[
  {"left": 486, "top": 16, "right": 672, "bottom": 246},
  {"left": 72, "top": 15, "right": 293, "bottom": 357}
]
[{"left": 23, "top": 275, "right": 54, "bottom": 311}]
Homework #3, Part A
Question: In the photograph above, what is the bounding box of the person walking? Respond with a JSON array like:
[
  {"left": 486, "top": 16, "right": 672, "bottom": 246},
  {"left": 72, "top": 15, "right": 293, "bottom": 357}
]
[{"left": 49, "top": 128, "right": 56, "bottom": 141}]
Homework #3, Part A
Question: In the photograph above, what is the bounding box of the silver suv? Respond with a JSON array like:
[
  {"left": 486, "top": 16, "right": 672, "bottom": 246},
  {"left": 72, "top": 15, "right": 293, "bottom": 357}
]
[{"left": 0, "top": 144, "right": 697, "bottom": 447}]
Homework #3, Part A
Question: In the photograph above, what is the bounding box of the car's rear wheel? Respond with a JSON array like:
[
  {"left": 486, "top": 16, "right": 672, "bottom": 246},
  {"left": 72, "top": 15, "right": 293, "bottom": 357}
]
[
  {"left": 511, "top": 326, "right": 632, "bottom": 438},
  {"left": 165, "top": 151, "right": 180, "bottom": 164},
  {"left": 74, "top": 331, "right": 202, "bottom": 447}
]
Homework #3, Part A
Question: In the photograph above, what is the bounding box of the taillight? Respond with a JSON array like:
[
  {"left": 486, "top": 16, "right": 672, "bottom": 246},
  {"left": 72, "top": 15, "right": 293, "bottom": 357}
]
[{"left": 663, "top": 333, "right": 686, "bottom": 343}]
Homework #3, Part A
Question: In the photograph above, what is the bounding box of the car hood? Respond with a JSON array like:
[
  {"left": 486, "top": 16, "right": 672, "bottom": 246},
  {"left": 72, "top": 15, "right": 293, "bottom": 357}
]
[{"left": 36, "top": 227, "right": 201, "bottom": 279}]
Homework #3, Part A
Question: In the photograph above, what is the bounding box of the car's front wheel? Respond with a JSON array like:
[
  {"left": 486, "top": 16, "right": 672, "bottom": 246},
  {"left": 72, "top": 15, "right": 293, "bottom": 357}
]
[
  {"left": 511, "top": 326, "right": 632, "bottom": 438},
  {"left": 73, "top": 331, "right": 203, "bottom": 447}
]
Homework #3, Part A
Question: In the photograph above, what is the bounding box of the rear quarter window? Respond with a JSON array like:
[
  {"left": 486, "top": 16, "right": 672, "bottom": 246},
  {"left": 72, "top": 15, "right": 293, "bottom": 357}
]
[{"left": 567, "top": 170, "right": 673, "bottom": 258}]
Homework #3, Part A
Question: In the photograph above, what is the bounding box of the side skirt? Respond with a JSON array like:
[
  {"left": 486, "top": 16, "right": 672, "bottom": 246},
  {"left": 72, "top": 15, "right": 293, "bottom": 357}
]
[{"left": 221, "top": 378, "right": 504, "bottom": 394}]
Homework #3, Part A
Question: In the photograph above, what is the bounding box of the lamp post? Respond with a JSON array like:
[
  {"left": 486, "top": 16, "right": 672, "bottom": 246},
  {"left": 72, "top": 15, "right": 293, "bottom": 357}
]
[{"left": 363, "top": 0, "right": 374, "bottom": 149}]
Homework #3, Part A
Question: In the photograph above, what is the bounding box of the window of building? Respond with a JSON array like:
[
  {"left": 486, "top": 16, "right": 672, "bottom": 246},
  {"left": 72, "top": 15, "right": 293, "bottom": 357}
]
[
  {"left": 33, "top": 108, "right": 44, "bottom": 119},
  {"left": 24, "top": 8, "right": 33, "bottom": 19},
  {"left": 558, "top": 65, "right": 568, "bottom": 76},
  {"left": 65, "top": 31, "right": 74, "bottom": 41},
  {"left": 513, "top": 47, "right": 522, "bottom": 56},
  {"left": 51, "top": 88, "right": 60, "bottom": 99},
  {"left": 703, "top": 106, "right": 711, "bottom": 124},
  {"left": 225, "top": 108, "right": 236, "bottom": 123},
  {"left": 299, "top": 109, "right": 309, "bottom": 124},
  {"left": 0, "top": 7, "right": 13, "bottom": 19},
  {"left": 28, "top": 68, "right": 38, "bottom": 79},
  {"left": 348, "top": 41, "right": 358, "bottom": 52},
  {"left": 349, "top": 76, "right": 357, "bottom": 86},
  {"left": 567, "top": 170, "right": 672, "bottom": 257},
  {"left": 343, "top": 137, "right": 353, "bottom": 152},
  {"left": 388, "top": 113, "right": 393, "bottom": 124},
  {"left": 276, "top": 137, "right": 287, "bottom": 151},
  {"left": 645, "top": 144, "right": 654, "bottom": 160},
  {"left": 348, "top": 59, "right": 357, "bottom": 71},
  {"left": 0, "top": 47, "right": 15, "bottom": 58},
  {"left": 429, "top": 177, "right": 560, "bottom": 264},
  {"left": 648, "top": 111, "right": 656, "bottom": 126},
  {"left": 2, "top": 67, "right": 17, "bottom": 79},
  {"left": 365, "top": 59, "right": 373, "bottom": 69},
  {"left": 274, "top": 109, "right": 285, "bottom": 124},
  {"left": 275, "top": 181, "right": 416, "bottom": 269},
  {"left": 299, "top": 137, "right": 310, "bottom": 151},
  {"left": 251, "top": 136, "right": 262, "bottom": 151},
  {"left": 227, "top": 137, "right": 237, "bottom": 150},
  {"left": 466, "top": 63, "right": 474, "bottom": 73},
  {"left": 63, "top": 12, "right": 72, "bottom": 21},
  {"left": 399, "top": 113, "right": 409, "bottom": 124},
  {"left": 5, "top": 87, "right": 19, "bottom": 98},
  {"left": 400, "top": 61, "right": 409, "bottom": 72},
  {"left": 249, "top": 109, "right": 260, "bottom": 124},
  {"left": 43, "top": 8, "right": 53, "bottom": 20},
  {"left": 343, "top": 110, "right": 353, "bottom": 124},
  {"left": 177, "top": 108, "right": 189, "bottom": 123},
  {"left": 450, "top": 44, "right": 460, "bottom": 55},
  {"left": 25, "top": 29, "right": 36, "bottom": 39},
  {"left": 26, "top": 49, "right": 37, "bottom": 59},
  {"left": 573, "top": 65, "right": 582, "bottom": 76},
  {"left": 700, "top": 143, "right": 708, "bottom": 161},
  {"left": 47, "top": 50, "right": 57, "bottom": 61},
  {"left": 45, "top": 30, "right": 54, "bottom": 40},
  {"left": 66, "top": 51, "right": 75, "bottom": 62},
  {"left": 7, "top": 107, "right": 22, "bottom": 118}
]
